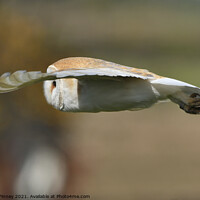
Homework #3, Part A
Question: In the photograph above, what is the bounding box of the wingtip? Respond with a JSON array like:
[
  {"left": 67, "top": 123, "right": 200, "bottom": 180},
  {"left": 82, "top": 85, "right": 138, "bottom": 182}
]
[{"left": 1, "top": 72, "right": 11, "bottom": 78}]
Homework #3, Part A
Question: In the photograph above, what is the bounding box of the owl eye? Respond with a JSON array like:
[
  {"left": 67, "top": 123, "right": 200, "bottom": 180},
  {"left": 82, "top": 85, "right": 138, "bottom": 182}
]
[
  {"left": 52, "top": 81, "right": 57, "bottom": 88},
  {"left": 50, "top": 81, "right": 57, "bottom": 93}
]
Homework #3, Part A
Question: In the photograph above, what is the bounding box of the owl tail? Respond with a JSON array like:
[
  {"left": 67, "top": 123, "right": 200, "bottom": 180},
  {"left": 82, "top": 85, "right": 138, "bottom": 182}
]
[{"left": 151, "top": 78, "right": 200, "bottom": 114}]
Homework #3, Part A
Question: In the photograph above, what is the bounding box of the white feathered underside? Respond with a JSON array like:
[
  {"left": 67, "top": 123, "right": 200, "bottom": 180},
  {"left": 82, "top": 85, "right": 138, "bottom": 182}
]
[{"left": 151, "top": 78, "right": 200, "bottom": 99}]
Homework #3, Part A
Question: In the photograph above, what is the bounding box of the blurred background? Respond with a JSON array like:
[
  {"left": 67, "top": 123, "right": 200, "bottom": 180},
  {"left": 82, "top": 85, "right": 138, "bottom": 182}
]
[{"left": 0, "top": 0, "right": 200, "bottom": 199}]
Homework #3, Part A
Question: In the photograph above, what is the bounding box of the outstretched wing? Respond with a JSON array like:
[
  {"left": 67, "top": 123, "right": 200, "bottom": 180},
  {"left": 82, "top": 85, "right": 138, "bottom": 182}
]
[
  {"left": 0, "top": 66, "right": 156, "bottom": 93},
  {"left": 0, "top": 71, "right": 53, "bottom": 93}
]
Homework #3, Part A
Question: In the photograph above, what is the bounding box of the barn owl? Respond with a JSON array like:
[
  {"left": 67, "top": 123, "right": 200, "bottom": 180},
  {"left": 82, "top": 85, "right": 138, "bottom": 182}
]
[{"left": 0, "top": 57, "right": 200, "bottom": 114}]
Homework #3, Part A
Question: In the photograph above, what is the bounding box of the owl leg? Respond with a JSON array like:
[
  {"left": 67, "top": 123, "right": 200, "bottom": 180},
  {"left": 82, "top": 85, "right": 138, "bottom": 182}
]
[
  {"left": 151, "top": 77, "right": 200, "bottom": 114},
  {"left": 182, "top": 93, "right": 200, "bottom": 114}
]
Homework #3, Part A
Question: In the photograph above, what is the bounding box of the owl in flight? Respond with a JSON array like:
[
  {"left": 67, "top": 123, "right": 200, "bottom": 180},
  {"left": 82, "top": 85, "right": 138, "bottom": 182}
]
[{"left": 0, "top": 57, "right": 200, "bottom": 114}]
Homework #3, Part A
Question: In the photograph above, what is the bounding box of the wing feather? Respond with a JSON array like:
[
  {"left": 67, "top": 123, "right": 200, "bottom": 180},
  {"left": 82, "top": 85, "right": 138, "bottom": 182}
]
[
  {"left": 53, "top": 67, "right": 149, "bottom": 79},
  {"left": 0, "top": 66, "right": 154, "bottom": 93},
  {"left": 0, "top": 70, "right": 52, "bottom": 93}
]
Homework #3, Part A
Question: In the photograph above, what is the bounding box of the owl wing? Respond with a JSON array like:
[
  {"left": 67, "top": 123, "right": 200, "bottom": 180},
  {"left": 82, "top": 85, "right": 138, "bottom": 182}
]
[
  {"left": 0, "top": 66, "right": 156, "bottom": 93},
  {"left": 1, "top": 65, "right": 200, "bottom": 114}
]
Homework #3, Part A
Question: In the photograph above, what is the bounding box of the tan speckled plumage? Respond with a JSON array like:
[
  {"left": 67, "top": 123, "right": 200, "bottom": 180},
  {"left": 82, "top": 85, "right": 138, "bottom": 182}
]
[{"left": 53, "top": 57, "right": 163, "bottom": 80}]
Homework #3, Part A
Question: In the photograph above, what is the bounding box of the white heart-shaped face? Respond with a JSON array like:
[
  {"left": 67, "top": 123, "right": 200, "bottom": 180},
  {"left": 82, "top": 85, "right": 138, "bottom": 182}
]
[
  {"left": 43, "top": 65, "right": 79, "bottom": 112},
  {"left": 44, "top": 65, "right": 62, "bottom": 110}
]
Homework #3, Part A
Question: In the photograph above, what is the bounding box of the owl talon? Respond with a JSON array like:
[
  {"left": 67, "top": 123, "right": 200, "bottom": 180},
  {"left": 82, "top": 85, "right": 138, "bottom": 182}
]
[
  {"left": 181, "top": 93, "right": 200, "bottom": 114},
  {"left": 181, "top": 105, "right": 200, "bottom": 114}
]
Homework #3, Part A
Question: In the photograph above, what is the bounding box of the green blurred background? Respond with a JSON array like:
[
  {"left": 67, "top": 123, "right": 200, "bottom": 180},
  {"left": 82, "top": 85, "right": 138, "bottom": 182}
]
[{"left": 0, "top": 0, "right": 200, "bottom": 199}]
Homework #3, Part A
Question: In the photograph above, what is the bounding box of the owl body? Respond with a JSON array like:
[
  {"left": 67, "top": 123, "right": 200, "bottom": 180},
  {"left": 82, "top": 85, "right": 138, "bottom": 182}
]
[
  {"left": 44, "top": 77, "right": 158, "bottom": 112},
  {"left": 1, "top": 57, "right": 200, "bottom": 114},
  {"left": 43, "top": 59, "right": 158, "bottom": 112}
]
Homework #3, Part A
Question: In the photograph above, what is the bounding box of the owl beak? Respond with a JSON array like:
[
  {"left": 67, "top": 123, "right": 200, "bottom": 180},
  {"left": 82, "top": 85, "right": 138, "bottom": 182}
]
[
  {"left": 58, "top": 90, "right": 64, "bottom": 111},
  {"left": 59, "top": 104, "right": 64, "bottom": 111}
]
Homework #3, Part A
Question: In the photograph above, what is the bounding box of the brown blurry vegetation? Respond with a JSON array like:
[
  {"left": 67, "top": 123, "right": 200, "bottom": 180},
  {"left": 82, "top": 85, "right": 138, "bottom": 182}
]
[
  {"left": 0, "top": 3, "right": 82, "bottom": 197},
  {"left": 0, "top": 7, "right": 61, "bottom": 125},
  {"left": 0, "top": 1, "right": 200, "bottom": 199}
]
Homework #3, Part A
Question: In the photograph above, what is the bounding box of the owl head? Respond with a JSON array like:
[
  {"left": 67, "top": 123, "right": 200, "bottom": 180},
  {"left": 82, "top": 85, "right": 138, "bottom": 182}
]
[{"left": 43, "top": 59, "right": 80, "bottom": 112}]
